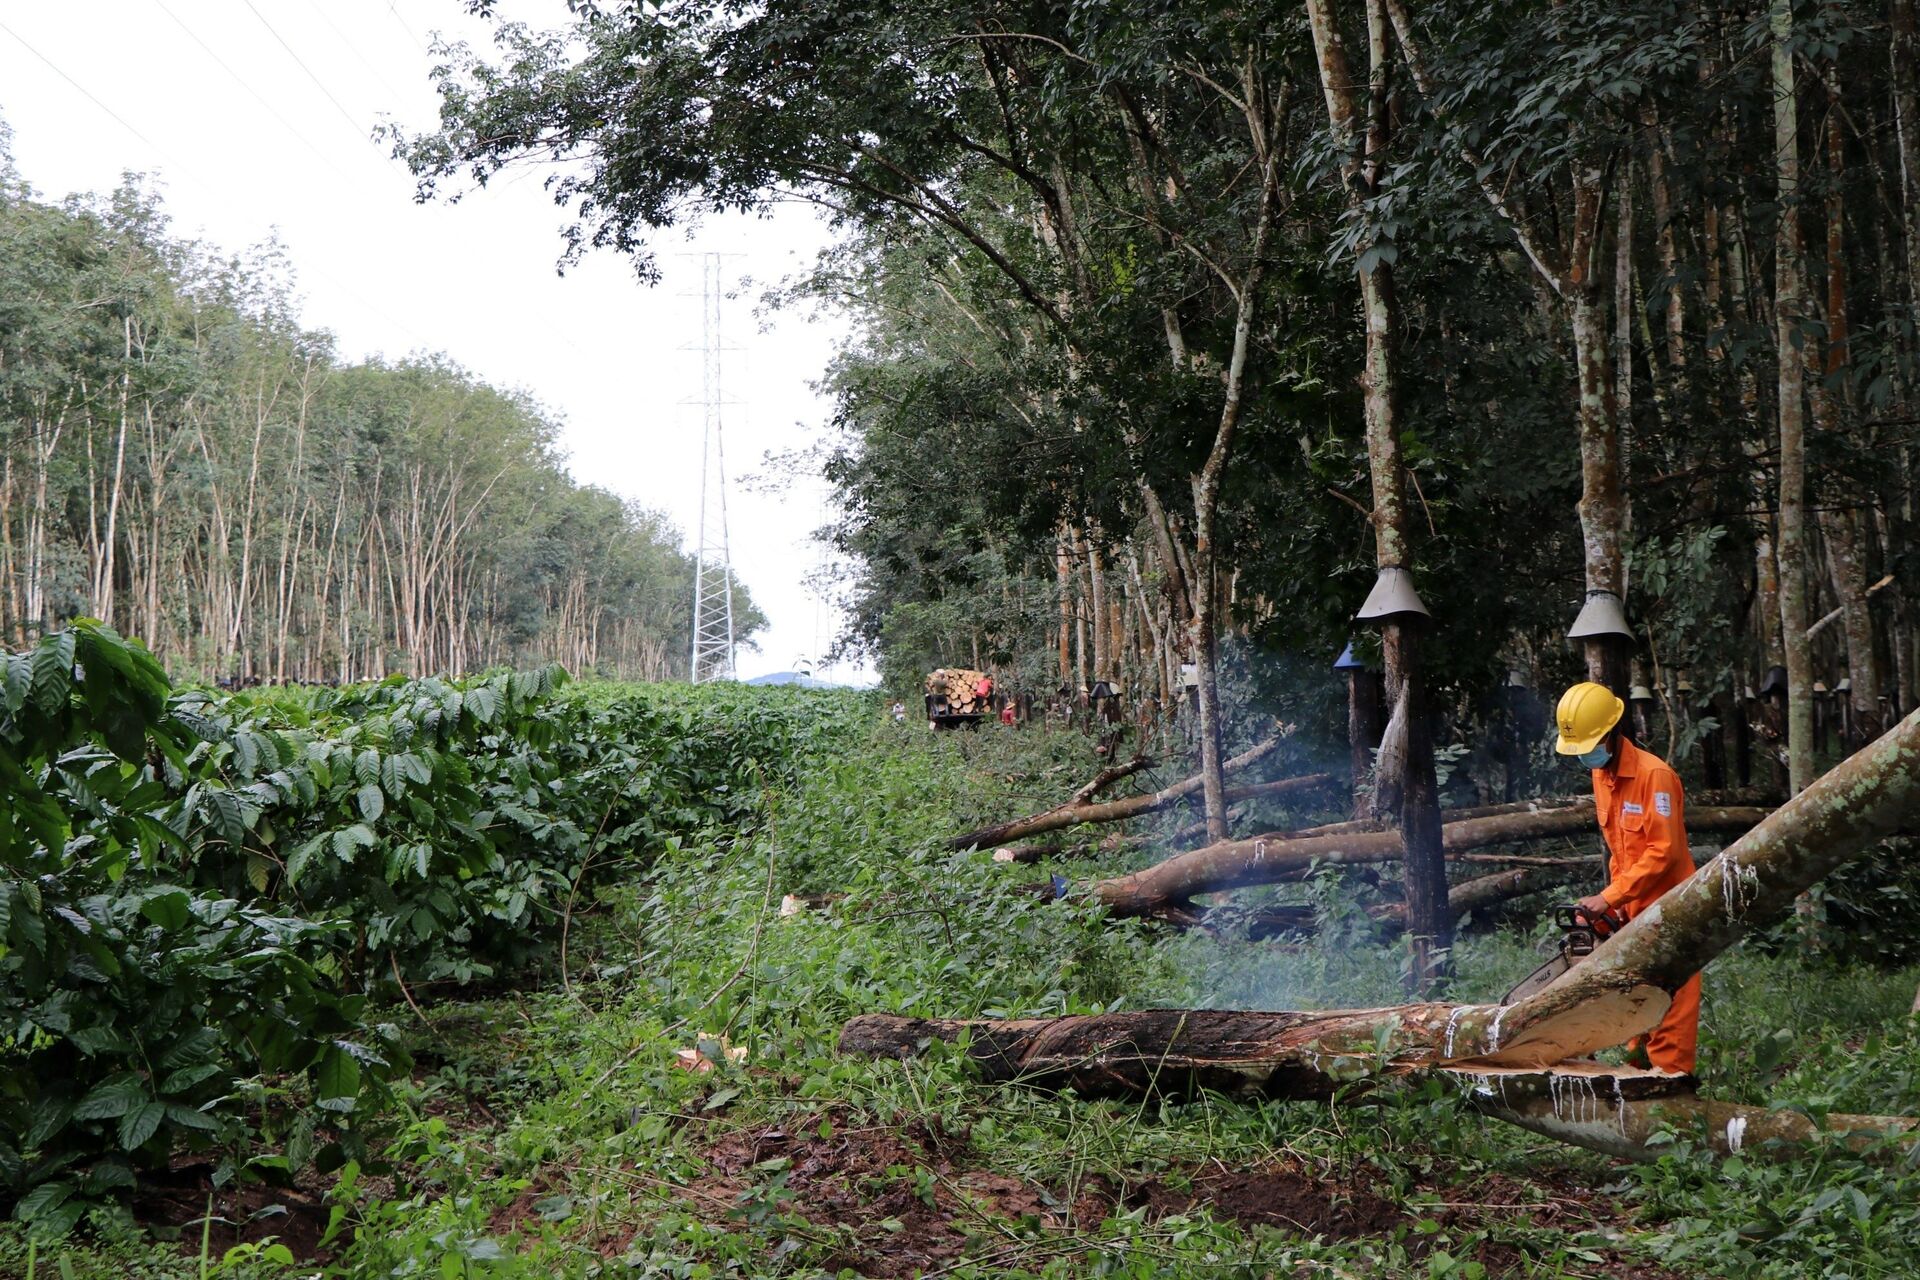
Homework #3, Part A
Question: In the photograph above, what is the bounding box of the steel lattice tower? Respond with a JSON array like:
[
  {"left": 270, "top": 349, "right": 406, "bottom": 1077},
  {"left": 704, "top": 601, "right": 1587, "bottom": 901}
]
[{"left": 689, "top": 254, "right": 737, "bottom": 683}]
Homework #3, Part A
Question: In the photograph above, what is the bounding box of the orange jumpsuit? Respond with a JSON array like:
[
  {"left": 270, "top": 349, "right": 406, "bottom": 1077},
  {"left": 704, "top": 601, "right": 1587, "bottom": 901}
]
[{"left": 1592, "top": 739, "right": 1701, "bottom": 1074}]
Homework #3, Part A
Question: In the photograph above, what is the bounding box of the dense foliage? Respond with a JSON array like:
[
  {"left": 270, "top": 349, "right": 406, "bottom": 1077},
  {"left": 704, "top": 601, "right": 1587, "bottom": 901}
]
[
  {"left": 0, "top": 623, "right": 848, "bottom": 1238},
  {"left": 15, "top": 705, "right": 1914, "bottom": 1278},
  {"left": 0, "top": 143, "right": 763, "bottom": 682},
  {"left": 404, "top": 0, "right": 1918, "bottom": 791}
]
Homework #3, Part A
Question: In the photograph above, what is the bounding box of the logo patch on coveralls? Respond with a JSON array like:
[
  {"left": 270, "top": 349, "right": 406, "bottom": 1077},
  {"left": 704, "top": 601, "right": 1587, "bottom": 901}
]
[
  {"left": 1621, "top": 801, "right": 1644, "bottom": 815},
  {"left": 1655, "top": 791, "right": 1673, "bottom": 817}
]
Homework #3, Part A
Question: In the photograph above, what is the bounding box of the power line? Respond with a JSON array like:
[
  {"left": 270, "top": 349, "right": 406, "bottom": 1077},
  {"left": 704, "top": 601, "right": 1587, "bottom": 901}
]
[
  {"left": 149, "top": 0, "right": 351, "bottom": 183},
  {"left": 0, "top": 17, "right": 164, "bottom": 155},
  {"left": 301, "top": 0, "right": 412, "bottom": 108},
  {"left": 0, "top": 14, "right": 437, "bottom": 353},
  {"left": 385, "top": 0, "right": 430, "bottom": 55},
  {"left": 237, "top": 0, "right": 372, "bottom": 143}
]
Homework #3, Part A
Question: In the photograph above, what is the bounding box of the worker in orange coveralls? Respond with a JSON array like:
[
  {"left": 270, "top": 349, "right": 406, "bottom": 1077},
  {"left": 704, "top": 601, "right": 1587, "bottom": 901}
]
[{"left": 1553, "top": 681, "right": 1701, "bottom": 1074}]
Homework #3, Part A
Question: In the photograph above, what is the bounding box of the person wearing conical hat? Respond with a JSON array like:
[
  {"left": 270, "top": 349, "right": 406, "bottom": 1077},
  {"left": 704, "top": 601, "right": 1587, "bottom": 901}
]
[{"left": 1554, "top": 681, "right": 1701, "bottom": 1074}]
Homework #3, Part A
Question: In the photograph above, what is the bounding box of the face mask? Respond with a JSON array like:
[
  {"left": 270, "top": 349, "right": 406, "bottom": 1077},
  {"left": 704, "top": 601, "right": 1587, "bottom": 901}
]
[{"left": 1577, "top": 743, "right": 1612, "bottom": 769}]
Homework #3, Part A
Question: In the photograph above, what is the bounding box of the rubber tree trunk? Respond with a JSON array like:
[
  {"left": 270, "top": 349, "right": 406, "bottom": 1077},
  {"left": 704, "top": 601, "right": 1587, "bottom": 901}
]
[
  {"left": 1466, "top": 1067, "right": 1916, "bottom": 1161},
  {"left": 1571, "top": 283, "right": 1630, "bottom": 699},
  {"left": 1306, "top": 0, "right": 1447, "bottom": 988},
  {"left": 1347, "top": 669, "right": 1381, "bottom": 818},
  {"left": 1382, "top": 620, "right": 1447, "bottom": 984},
  {"left": 1812, "top": 67, "right": 1882, "bottom": 748},
  {"left": 1084, "top": 805, "right": 1769, "bottom": 918},
  {"left": 845, "top": 705, "right": 1920, "bottom": 1095},
  {"left": 1773, "top": 0, "right": 1816, "bottom": 796}
]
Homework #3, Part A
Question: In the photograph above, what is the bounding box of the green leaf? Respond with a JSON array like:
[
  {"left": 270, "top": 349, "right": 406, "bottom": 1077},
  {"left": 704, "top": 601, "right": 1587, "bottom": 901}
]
[
  {"left": 13, "top": 1180, "right": 73, "bottom": 1223},
  {"left": 118, "top": 1100, "right": 166, "bottom": 1150},
  {"left": 73, "top": 1076, "right": 149, "bottom": 1121},
  {"left": 202, "top": 788, "right": 248, "bottom": 849},
  {"left": 356, "top": 783, "right": 385, "bottom": 823},
  {"left": 30, "top": 628, "right": 77, "bottom": 715},
  {"left": 164, "top": 1103, "right": 221, "bottom": 1133},
  {"left": 314, "top": 1045, "right": 362, "bottom": 1102},
  {"left": 136, "top": 886, "right": 193, "bottom": 931},
  {"left": 331, "top": 824, "right": 376, "bottom": 863},
  {"left": 2, "top": 654, "right": 30, "bottom": 713}
]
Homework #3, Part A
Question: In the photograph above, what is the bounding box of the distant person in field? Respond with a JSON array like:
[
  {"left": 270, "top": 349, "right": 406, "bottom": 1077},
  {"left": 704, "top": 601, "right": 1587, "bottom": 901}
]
[
  {"left": 975, "top": 672, "right": 993, "bottom": 710},
  {"left": 1553, "top": 680, "right": 1700, "bottom": 1074},
  {"left": 999, "top": 700, "right": 1016, "bottom": 726},
  {"left": 891, "top": 701, "right": 906, "bottom": 723}
]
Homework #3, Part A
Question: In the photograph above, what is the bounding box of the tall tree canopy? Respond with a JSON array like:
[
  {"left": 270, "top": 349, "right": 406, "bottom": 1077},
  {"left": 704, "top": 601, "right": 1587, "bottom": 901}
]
[
  {"left": 402, "top": 0, "right": 1919, "bottom": 970},
  {"left": 0, "top": 150, "right": 763, "bottom": 681}
]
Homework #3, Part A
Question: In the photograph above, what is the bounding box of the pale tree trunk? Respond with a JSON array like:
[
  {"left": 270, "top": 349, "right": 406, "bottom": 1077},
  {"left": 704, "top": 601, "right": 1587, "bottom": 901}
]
[
  {"left": 1055, "top": 529, "right": 1072, "bottom": 688},
  {"left": 1385, "top": 0, "right": 1627, "bottom": 697},
  {"left": 1186, "top": 116, "right": 1278, "bottom": 843},
  {"left": 1773, "top": 0, "right": 1815, "bottom": 795},
  {"left": 1808, "top": 66, "right": 1882, "bottom": 746},
  {"left": 1086, "top": 529, "right": 1108, "bottom": 682},
  {"left": 92, "top": 316, "right": 134, "bottom": 626},
  {"left": 1308, "top": 0, "right": 1448, "bottom": 985},
  {"left": 845, "top": 707, "right": 1920, "bottom": 1145}
]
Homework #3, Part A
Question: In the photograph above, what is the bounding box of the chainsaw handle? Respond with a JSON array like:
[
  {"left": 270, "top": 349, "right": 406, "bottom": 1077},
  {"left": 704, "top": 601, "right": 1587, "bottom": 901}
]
[{"left": 1554, "top": 903, "right": 1626, "bottom": 935}]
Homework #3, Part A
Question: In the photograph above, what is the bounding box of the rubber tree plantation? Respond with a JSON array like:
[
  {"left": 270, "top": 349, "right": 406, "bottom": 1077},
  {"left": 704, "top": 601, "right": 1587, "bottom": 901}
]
[{"left": 7, "top": 0, "right": 1920, "bottom": 1277}]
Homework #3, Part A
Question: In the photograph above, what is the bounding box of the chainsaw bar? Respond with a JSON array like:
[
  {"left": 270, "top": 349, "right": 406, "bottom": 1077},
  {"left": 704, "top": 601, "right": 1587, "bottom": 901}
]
[
  {"left": 1502, "top": 953, "right": 1571, "bottom": 1004},
  {"left": 1500, "top": 904, "right": 1626, "bottom": 1004}
]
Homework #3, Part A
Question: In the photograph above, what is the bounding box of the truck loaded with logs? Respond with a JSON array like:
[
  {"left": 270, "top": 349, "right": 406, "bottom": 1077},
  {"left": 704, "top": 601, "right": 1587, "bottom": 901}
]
[{"left": 924, "top": 667, "right": 992, "bottom": 729}]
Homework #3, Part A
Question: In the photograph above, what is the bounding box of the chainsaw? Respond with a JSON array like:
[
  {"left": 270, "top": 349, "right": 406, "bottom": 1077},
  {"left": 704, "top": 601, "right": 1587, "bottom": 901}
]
[{"left": 1502, "top": 904, "right": 1628, "bottom": 1003}]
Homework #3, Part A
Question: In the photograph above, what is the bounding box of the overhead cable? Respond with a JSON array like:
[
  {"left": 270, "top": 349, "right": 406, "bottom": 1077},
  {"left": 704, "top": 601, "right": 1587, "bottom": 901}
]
[{"left": 237, "top": 0, "right": 373, "bottom": 143}]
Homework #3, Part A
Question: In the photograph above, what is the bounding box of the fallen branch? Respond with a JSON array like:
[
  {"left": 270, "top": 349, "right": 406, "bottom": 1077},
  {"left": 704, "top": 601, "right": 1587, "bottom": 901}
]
[
  {"left": 1072, "top": 755, "right": 1156, "bottom": 804},
  {"left": 841, "top": 708, "right": 1920, "bottom": 1153},
  {"left": 1182, "top": 863, "right": 1575, "bottom": 939},
  {"left": 1465, "top": 1063, "right": 1918, "bottom": 1160},
  {"left": 1086, "top": 806, "right": 1770, "bottom": 918},
  {"left": 946, "top": 736, "right": 1309, "bottom": 852}
]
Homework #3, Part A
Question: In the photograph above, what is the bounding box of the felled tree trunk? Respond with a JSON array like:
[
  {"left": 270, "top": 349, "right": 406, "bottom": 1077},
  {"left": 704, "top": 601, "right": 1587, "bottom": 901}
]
[
  {"left": 945, "top": 736, "right": 1296, "bottom": 852},
  {"left": 1226, "top": 863, "right": 1576, "bottom": 939},
  {"left": 1085, "top": 806, "right": 1769, "bottom": 918},
  {"left": 843, "top": 708, "right": 1920, "bottom": 1121},
  {"left": 1479, "top": 703, "right": 1920, "bottom": 1067},
  {"left": 1466, "top": 1064, "right": 1917, "bottom": 1161}
]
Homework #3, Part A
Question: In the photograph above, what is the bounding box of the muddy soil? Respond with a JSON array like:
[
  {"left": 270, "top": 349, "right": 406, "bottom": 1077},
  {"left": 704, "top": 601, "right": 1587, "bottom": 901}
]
[{"left": 128, "top": 1158, "right": 335, "bottom": 1261}]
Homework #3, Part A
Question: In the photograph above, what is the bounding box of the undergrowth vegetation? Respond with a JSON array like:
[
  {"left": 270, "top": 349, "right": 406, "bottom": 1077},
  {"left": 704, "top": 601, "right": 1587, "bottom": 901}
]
[
  {"left": 0, "top": 623, "right": 851, "bottom": 1242},
  {"left": 7, "top": 636, "right": 1920, "bottom": 1278}
]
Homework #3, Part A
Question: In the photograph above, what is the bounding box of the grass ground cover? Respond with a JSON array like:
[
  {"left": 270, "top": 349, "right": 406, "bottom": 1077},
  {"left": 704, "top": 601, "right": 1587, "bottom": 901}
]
[{"left": 9, "top": 680, "right": 1920, "bottom": 1278}]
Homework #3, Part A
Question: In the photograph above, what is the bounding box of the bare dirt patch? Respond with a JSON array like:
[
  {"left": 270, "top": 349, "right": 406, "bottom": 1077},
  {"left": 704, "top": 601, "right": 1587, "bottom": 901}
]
[
  {"left": 128, "top": 1158, "right": 334, "bottom": 1262},
  {"left": 684, "top": 1110, "right": 1418, "bottom": 1276}
]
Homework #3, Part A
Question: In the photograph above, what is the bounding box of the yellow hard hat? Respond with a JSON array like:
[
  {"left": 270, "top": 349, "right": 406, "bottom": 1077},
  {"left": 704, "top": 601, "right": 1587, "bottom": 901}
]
[{"left": 1554, "top": 681, "right": 1624, "bottom": 755}]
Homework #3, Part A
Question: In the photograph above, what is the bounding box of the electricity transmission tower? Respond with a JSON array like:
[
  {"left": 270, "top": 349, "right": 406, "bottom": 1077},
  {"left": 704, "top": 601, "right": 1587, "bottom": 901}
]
[{"left": 688, "top": 253, "right": 737, "bottom": 683}]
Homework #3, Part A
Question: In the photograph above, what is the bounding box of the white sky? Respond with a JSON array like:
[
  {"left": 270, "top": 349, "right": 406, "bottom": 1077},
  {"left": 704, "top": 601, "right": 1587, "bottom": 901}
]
[{"left": 0, "top": 0, "right": 870, "bottom": 685}]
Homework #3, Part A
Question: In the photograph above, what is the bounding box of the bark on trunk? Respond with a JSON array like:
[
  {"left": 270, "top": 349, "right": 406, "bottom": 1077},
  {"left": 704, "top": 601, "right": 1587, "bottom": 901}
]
[
  {"left": 1084, "top": 806, "right": 1769, "bottom": 918},
  {"left": 845, "top": 712, "right": 1920, "bottom": 1156},
  {"left": 1772, "top": 0, "right": 1816, "bottom": 795},
  {"left": 1308, "top": 0, "right": 1448, "bottom": 988},
  {"left": 945, "top": 736, "right": 1293, "bottom": 851}
]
